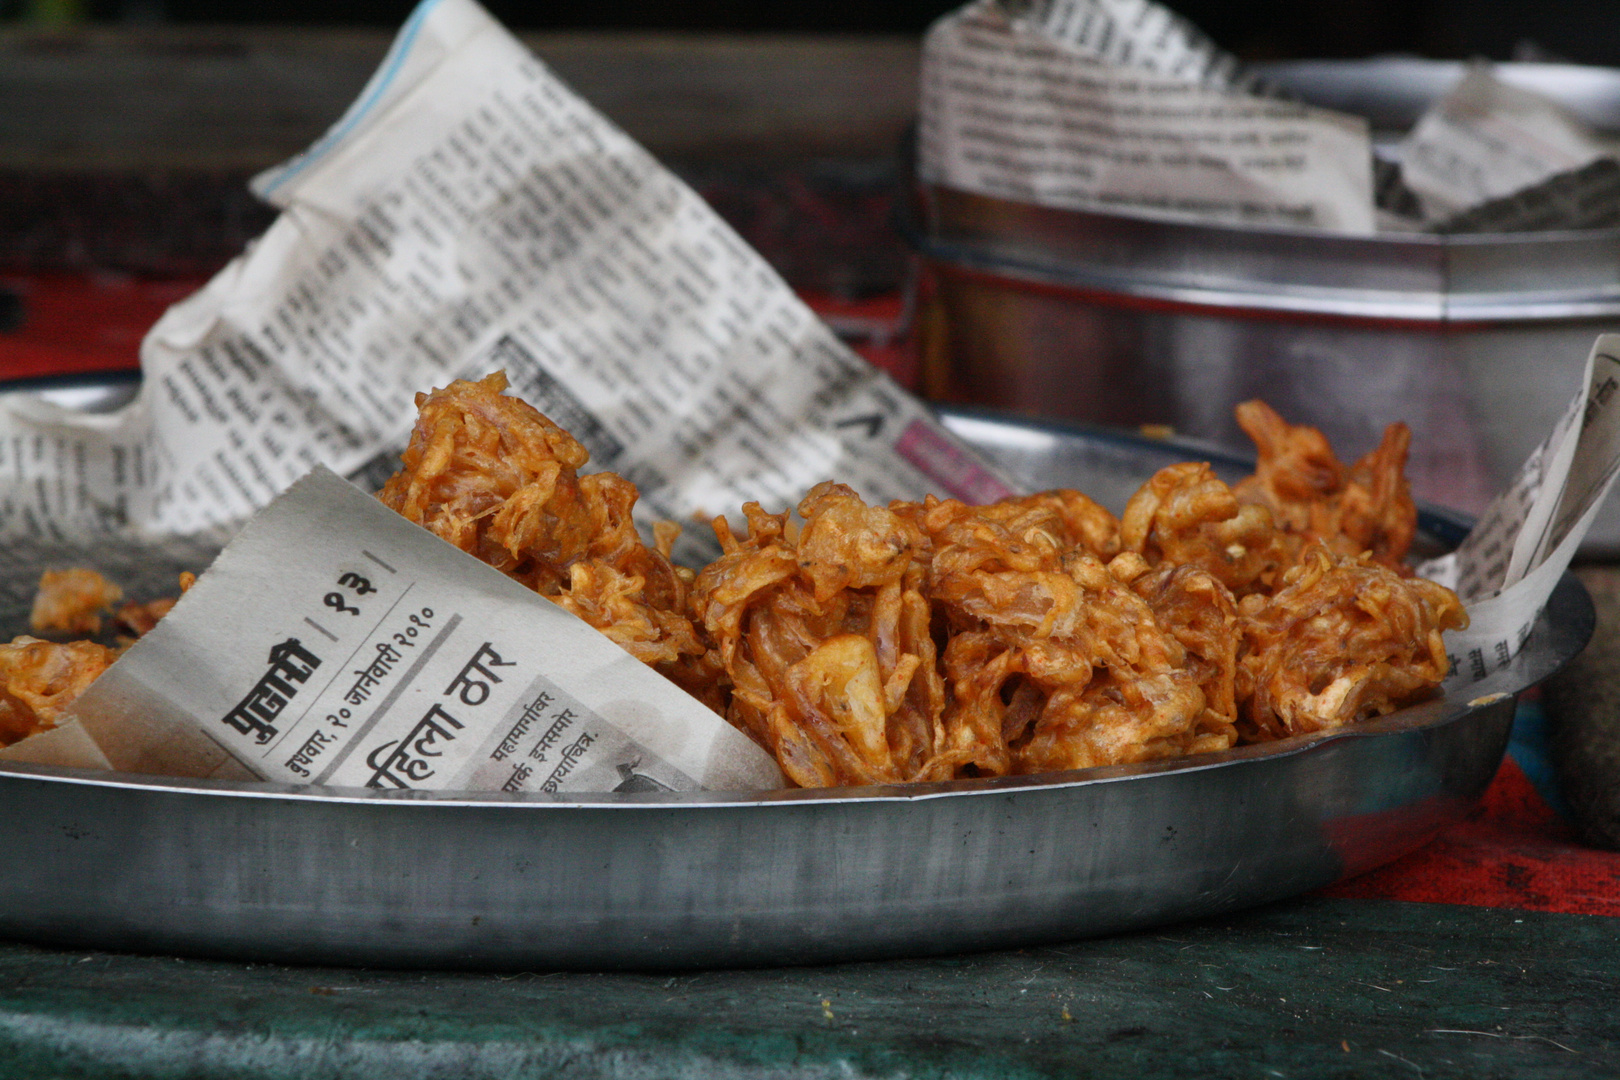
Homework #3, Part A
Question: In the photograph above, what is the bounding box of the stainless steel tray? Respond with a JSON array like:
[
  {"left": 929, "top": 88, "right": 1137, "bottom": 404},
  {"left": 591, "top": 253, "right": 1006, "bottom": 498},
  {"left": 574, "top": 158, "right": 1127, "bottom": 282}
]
[{"left": 0, "top": 395, "right": 1593, "bottom": 970}]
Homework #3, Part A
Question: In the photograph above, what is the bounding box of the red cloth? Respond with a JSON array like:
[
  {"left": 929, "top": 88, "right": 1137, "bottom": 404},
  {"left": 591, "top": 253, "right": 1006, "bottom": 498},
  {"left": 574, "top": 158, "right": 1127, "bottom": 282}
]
[
  {"left": 0, "top": 277, "right": 922, "bottom": 387},
  {"left": 0, "top": 273, "right": 196, "bottom": 381},
  {"left": 1320, "top": 756, "right": 1620, "bottom": 916}
]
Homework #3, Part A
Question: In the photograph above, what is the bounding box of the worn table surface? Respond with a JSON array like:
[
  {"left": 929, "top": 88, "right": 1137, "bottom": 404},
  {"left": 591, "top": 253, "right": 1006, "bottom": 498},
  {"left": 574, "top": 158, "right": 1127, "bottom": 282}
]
[{"left": 0, "top": 897, "right": 1612, "bottom": 1079}]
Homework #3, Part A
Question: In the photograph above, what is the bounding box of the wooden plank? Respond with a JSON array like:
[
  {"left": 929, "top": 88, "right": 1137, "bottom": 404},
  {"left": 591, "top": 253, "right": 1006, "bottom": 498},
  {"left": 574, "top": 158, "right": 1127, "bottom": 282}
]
[{"left": 0, "top": 27, "right": 921, "bottom": 169}]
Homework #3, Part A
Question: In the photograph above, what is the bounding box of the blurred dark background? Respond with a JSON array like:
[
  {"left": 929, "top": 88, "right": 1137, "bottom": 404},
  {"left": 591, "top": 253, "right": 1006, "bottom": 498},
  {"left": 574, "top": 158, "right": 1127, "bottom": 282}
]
[
  {"left": 5, "top": 0, "right": 1620, "bottom": 320},
  {"left": 5, "top": 0, "right": 1620, "bottom": 66}
]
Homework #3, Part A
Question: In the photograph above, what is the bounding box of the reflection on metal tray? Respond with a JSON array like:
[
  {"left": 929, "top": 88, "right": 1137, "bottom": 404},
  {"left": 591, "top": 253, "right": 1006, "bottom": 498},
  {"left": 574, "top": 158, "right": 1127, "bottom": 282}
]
[{"left": 0, "top": 401, "right": 1593, "bottom": 971}]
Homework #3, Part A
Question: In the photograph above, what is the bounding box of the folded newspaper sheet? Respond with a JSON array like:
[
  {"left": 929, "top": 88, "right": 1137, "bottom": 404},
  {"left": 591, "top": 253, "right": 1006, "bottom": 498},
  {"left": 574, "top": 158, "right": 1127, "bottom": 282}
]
[
  {"left": 918, "top": 0, "right": 1376, "bottom": 233},
  {"left": 921, "top": 0, "right": 1620, "bottom": 236},
  {"left": 62, "top": 468, "right": 783, "bottom": 792},
  {"left": 1422, "top": 335, "right": 1620, "bottom": 685},
  {"left": 1399, "top": 62, "right": 1620, "bottom": 227},
  {"left": 1432, "top": 157, "right": 1620, "bottom": 235},
  {"left": 0, "top": 0, "right": 1010, "bottom": 569}
]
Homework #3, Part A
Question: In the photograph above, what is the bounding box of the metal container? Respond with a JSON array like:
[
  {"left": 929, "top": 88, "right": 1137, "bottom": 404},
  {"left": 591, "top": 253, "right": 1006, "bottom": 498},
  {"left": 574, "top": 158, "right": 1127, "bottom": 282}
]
[
  {"left": 909, "top": 58, "right": 1620, "bottom": 552},
  {"left": 0, "top": 404, "right": 1592, "bottom": 971}
]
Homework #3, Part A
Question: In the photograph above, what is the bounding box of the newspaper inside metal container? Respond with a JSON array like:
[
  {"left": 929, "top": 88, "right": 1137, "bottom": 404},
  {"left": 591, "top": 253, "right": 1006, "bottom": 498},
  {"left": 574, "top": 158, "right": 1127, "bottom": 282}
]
[{"left": 919, "top": 0, "right": 1620, "bottom": 233}]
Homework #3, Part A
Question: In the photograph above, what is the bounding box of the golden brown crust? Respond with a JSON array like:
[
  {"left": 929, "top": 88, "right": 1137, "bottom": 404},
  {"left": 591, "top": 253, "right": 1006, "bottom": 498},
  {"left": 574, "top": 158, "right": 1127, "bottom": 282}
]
[
  {"left": 0, "top": 636, "right": 115, "bottom": 745},
  {"left": 924, "top": 497, "right": 1229, "bottom": 776},
  {"left": 1120, "top": 461, "right": 1288, "bottom": 595},
  {"left": 690, "top": 483, "right": 945, "bottom": 787},
  {"left": 30, "top": 569, "right": 122, "bottom": 637},
  {"left": 1232, "top": 400, "right": 1417, "bottom": 571},
  {"left": 376, "top": 372, "right": 715, "bottom": 701},
  {"left": 1235, "top": 545, "right": 1468, "bottom": 740},
  {"left": 377, "top": 383, "right": 1461, "bottom": 787}
]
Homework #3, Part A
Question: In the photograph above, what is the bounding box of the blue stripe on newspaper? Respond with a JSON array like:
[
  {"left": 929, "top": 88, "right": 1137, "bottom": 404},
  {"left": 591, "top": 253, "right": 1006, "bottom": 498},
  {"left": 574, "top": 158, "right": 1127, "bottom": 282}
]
[{"left": 257, "top": 0, "right": 446, "bottom": 198}]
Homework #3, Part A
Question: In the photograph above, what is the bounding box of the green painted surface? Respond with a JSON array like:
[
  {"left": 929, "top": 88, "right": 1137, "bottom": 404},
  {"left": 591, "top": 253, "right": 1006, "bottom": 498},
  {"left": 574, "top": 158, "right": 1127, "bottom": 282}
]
[{"left": 0, "top": 898, "right": 1613, "bottom": 1079}]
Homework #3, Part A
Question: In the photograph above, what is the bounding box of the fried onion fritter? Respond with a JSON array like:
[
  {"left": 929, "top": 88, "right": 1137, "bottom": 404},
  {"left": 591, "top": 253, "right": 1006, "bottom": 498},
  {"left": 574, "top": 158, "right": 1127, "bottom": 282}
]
[
  {"left": 376, "top": 372, "right": 714, "bottom": 699},
  {"left": 375, "top": 382, "right": 1461, "bottom": 787},
  {"left": 1120, "top": 461, "right": 1288, "bottom": 596},
  {"left": 1120, "top": 557, "right": 1242, "bottom": 740},
  {"left": 0, "top": 570, "right": 194, "bottom": 747},
  {"left": 112, "top": 598, "right": 177, "bottom": 639},
  {"left": 109, "top": 572, "right": 194, "bottom": 640},
  {"left": 1233, "top": 400, "right": 1417, "bottom": 569},
  {"left": 1236, "top": 545, "right": 1468, "bottom": 740},
  {"left": 0, "top": 377, "right": 1469, "bottom": 788},
  {"left": 361, "top": 383, "right": 1466, "bottom": 786},
  {"left": 377, "top": 371, "right": 601, "bottom": 590},
  {"left": 690, "top": 483, "right": 946, "bottom": 788},
  {"left": 30, "top": 569, "right": 122, "bottom": 637},
  {"left": 920, "top": 495, "right": 1234, "bottom": 777},
  {"left": 0, "top": 636, "right": 115, "bottom": 745}
]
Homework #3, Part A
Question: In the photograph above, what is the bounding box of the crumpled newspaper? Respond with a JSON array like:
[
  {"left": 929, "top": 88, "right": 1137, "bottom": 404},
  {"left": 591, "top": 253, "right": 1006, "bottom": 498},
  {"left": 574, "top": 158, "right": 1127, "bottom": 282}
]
[
  {"left": 0, "top": 0, "right": 1012, "bottom": 571},
  {"left": 1396, "top": 61, "right": 1620, "bottom": 232},
  {"left": 919, "top": 0, "right": 1376, "bottom": 233},
  {"left": 920, "top": 0, "right": 1620, "bottom": 235},
  {"left": 1422, "top": 335, "right": 1620, "bottom": 684}
]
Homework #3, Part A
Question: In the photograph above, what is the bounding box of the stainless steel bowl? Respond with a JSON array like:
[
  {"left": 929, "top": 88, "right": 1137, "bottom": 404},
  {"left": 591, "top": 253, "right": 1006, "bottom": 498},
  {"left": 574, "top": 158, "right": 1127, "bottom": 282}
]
[
  {"left": 0, "top": 404, "right": 1591, "bottom": 970},
  {"left": 908, "top": 58, "right": 1620, "bottom": 553}
]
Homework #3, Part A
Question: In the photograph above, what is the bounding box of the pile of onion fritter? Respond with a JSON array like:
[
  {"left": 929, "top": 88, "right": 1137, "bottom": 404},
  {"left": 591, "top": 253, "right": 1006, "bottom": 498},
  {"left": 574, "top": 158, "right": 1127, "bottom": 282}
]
[
  {"left": 375, "top": 373, "right": 1467, "bottom": 788},
  {"left": 0, "top": 373, "right": 1467, "bottom": 788}
]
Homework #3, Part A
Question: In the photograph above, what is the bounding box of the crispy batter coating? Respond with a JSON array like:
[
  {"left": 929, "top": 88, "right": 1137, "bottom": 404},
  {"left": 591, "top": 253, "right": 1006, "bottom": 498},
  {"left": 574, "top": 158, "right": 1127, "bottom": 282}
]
[
  {"left": 2, "top": 569, "right": 194, "bottom": 746},
  {"left": 922, "top": 496, "right": 1232, "bottom": 776},
  {"left": 30, "top": 569, "right": 122, "bottom": 636},
  {"left": 0, "top": 636, "right": 115, "bottom": 745},
  {"left": 377, "top": 371, "right": 601, "bottom": 590},
  {"left": 377, "top": 372, "right": 713, "bottom": 698},
  {"left": 1233, "top": 400, "right": 1417, "bottom": 569},
  {"left": 112, "top": 597, "right": 177, "bottom": 639},
  {"left": 691, "top": 483, "right": 946, "bottom": 787},
  {"left": 109, "top": 572, "right": 195, "bottom": 639},
  {"left": 1338, "top": 420, "right": 1419, "bottom": 568},
  {"left": 921, "top": 490, "right": 1122, "bottom": 634},
  {"left": 1236, "top": 545, "right": 1468, "bottom": 740},
  {"left": 2, "top": 568, "right": 196, "bottom": 747},
  {"left": 1120, "top": 462, "right": 1289, "bottom": 596},
  {"left": 0, "top": 379, "right": 1465, "bottom": 785},
  {"left": 363, "top": 384, "right": 1464, "bottom": 787},
  {"left": 1120, "top": 556, "right": 1241, "bottom": 741}
]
